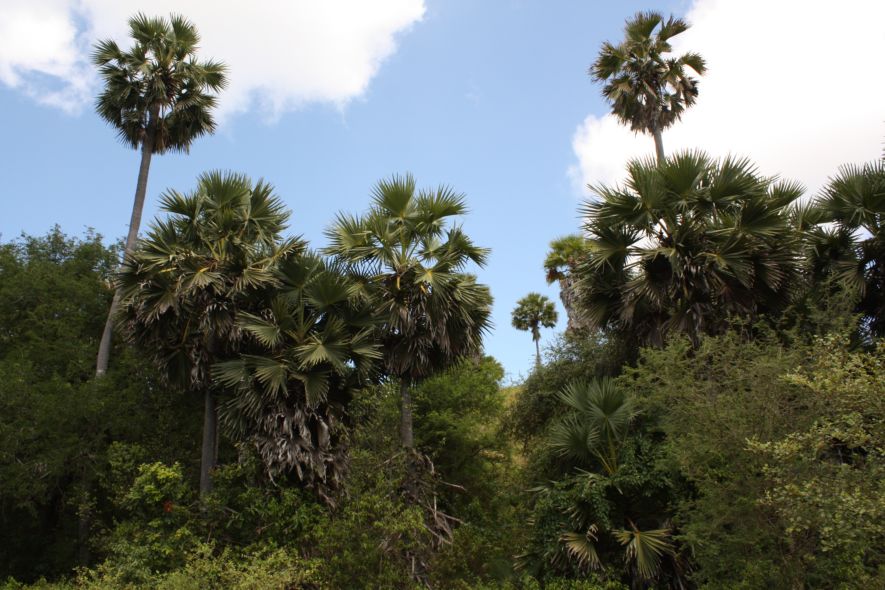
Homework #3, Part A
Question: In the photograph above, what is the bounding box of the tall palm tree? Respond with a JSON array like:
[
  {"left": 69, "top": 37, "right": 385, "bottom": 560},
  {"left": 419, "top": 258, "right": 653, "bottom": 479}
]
[
  {"left": 511, "top": 293, "right": 558, "bottom": 366},
  {"left": 577, "top": 151, "right": 803, "bottom": 346},
  {"left": 811, "top": 160, "right": 885, "bottom": 335},
  {"left": 214, "top": 253, "right": 381, "bottom": 502},
  {"left": 94, "top": 13, "right": 227, "bottom": 377},
  {"left": 116, "top": 171, "right": 295, "bottom": 495},
  {"left": 325, "top": 174, "right": 492, "bottom": 449},
  {"left": 590, "top": 11, "right": 706, "bottom": 162}
]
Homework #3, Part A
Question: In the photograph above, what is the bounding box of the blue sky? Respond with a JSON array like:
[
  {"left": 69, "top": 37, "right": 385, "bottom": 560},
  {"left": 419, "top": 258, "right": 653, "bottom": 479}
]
[{"left": 1, "top": 0, "right": 883, "bottom": 379}]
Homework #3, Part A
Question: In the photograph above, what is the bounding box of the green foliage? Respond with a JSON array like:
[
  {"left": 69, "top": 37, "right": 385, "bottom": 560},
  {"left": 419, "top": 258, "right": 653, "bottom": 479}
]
[
  {"left": 311, "top": 450, "right": 431, "bottom": 589},
  {"left": 98, "top": 461, "right": 198, "bottom": 581},
  {"left": 507, "top": 333, "right": 632, "bottom": 446},
  {"left": 412, "top": 357, "right": 510, "bottom": 507},
  {"left": 748, "top": 338, "right": 885, "bottom": 587},
  {"left": 625, "top": 330, "right": 885, "bottom": 587},
  {"left": 519, "top": 380, "right": 687, "bottom": 587},
  {"left": 0, "top": 230, "right": 199, "bottom": 582}
]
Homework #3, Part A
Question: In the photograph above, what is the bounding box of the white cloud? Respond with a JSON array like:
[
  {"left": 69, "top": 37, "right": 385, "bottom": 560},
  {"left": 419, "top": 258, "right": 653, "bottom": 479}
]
[
  {"left": 571, "top": 0, "right": 885, "bottom": 198},
  {"left": 0, "top": 0, "right": 425, "bottom": 118}
]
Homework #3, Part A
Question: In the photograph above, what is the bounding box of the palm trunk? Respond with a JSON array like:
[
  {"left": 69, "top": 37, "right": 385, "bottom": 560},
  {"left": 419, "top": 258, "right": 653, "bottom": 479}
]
[
  {"left": 95, "top": 105, "right": 160, "bottom": 377},
  {"left": 534, "top": 337, "right": 541, "bottom": 368},
  {"left": 76, "top": 493, "right": 92, "bottom": 566},
  {"left": 200, "top": 388, "right": 218, "bottom": 496},
  {"left": 652, "top": 125, "right": 665, "bottom": 163},
  {"left": 400, "top": 379, "right": 414, "bottom": 448}
]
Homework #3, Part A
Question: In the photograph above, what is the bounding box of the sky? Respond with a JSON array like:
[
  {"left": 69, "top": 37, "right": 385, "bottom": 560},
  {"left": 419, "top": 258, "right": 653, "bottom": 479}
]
[{"left": 1, "top": 0, "right": 883, "bottom": 380}]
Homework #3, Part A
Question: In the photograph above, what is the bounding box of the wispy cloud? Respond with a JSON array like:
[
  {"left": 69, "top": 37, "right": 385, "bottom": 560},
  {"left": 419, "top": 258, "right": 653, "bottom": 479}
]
[
  {"left": 570, "top": 0, "right": 885, "bottom": 197},
  {"left": 0, "top": 0, "right": 426, "bottom": 119}
]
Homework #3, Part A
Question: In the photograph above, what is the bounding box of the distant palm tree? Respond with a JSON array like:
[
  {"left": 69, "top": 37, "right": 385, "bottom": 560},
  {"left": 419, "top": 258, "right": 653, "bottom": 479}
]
[
  {"left": 94, "top": 13, "right": 227, "bottom": 377},
  {"left": 812, "top": 160, "right": 885, "bottom": 335},
  {"left": 577, "top": 151, "right": 803, "bottom": 346},
  {"left": 325, "top": 174, "right": 492, "bottom": 449},
  {"left": 590, "top": 11, "right": 705, "bottom": 162},
  {"left": 116, "top": 171, "right": 294, "bottom": 496},
  {"left": 511, "top": 293, "right": 558, "bottom": 366}
]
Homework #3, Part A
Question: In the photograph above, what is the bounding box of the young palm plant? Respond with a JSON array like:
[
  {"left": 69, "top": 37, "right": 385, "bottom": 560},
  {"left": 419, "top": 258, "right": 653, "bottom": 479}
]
[
  {"left": 545, "top": 379, "right": 684, "bottom": 585},
  {"left": 214, "top": 253, "right": 381, "bottom": 502},
  {"left": 325, "top": 174, "right": 492, "bottom": 450},
  {"left": 94, "top": 13, "right": 227, "bottom": 377},
  {"left": 511, "top": 293, "right": 558, "bottom": 367},
  {"left": 116, "top": 171, "right": 295, "bottom": 495},
  {"left": 548, "top": 379, "right": 636, "bottom": 476},
  {"left": 577, "top": 150, "right": 804, "bottom": 347},
  {"left": 590, "top": 11, "right": 706, "bottom": 162}
]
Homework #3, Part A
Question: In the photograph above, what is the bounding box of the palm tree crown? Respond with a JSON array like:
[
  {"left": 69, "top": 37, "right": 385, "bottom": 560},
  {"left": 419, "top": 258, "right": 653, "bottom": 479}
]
[
  {"left": 590, "top": 11, "right": 705, "bottom": 161},
  {"left": 93, "top": 13, "right": 227, "bottom": 154},
  {"left": 577, "top": 151, "right": 803, "bottom": 346},
  {"left": 511, "top": 293, "right": 558, "bottom": 365}
]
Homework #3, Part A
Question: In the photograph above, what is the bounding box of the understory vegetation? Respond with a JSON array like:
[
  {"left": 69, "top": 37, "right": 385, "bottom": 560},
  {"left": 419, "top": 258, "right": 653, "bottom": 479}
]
[{"left": 3, "top": 9, "right": 884, "bottom": 590}]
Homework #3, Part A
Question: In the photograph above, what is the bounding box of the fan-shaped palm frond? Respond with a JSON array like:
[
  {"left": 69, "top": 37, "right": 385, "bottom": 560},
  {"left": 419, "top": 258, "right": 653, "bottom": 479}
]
[
  {"left": 549, "top": 379, "right": 636, "bottom": 475},
  {"left": 613, "top": 523, "right": 675, "bottom": 581},
  {"left": 561, "top": 526, "right": 602, "bottom": 571}
]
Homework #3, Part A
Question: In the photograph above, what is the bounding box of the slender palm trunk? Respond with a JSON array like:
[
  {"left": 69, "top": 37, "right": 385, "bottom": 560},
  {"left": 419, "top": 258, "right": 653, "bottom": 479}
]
[
  {"left": 76, "top": 493, "right": 92, "bottom": 566},
  {"left": 95, "top": 105, "right": 160, "bottom": 377},
  {"left": 534, "top": 337, "right": 541, "bottom": 368},
  {"left": 400, "top": 379, "right": 414, "bottom": 448},
  {"left": 652, "top": 126, "right": 665, "bottom": 163},
  {"left": 200, "top": 388, "right": 218, "bottom": 496}
]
